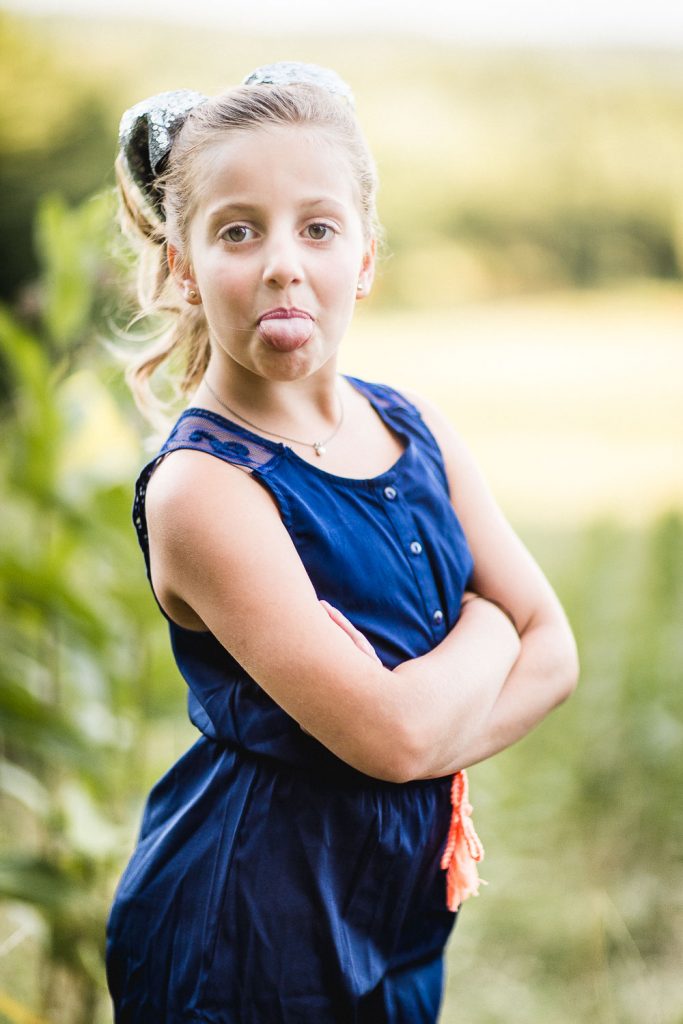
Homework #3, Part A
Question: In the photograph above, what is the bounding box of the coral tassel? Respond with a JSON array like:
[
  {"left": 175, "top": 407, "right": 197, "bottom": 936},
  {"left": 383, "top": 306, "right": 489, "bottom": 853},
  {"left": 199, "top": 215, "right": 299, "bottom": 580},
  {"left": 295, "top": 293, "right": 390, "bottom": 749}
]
[{"left": 440, "top": 769, "right": 486, "bottom": 912}]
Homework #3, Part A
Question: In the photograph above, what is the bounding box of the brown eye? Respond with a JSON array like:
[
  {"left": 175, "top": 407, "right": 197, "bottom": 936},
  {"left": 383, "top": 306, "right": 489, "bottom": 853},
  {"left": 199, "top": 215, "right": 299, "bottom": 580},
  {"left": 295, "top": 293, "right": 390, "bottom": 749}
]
[
  {"left": 223, "top": 225, "right": 251, "bottom": 243},
  {"left": 307, "top": 223, "right": 332, "bottom": 241}
]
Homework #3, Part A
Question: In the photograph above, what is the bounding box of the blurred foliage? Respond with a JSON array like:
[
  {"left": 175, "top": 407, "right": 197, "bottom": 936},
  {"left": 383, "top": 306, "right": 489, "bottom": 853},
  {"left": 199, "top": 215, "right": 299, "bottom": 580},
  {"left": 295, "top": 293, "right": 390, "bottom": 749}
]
[
  {"left": 0, "top": 194, "right": 191, "bottom": 1024},
  {"left": 3, "top": 12, "right": 683, "bottom": 308}
]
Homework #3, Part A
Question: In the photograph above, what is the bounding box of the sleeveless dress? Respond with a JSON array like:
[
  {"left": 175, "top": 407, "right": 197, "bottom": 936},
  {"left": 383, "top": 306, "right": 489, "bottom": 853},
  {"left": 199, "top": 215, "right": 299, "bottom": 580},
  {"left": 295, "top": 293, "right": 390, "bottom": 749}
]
[{"left": 105, "top": 374, "right": 476, "bottom": 1024}]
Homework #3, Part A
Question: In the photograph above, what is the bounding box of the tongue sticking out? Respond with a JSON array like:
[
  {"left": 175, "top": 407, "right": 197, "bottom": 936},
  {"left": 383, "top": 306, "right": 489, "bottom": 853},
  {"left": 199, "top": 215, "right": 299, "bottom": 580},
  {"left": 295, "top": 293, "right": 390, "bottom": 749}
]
[{"left": 258, "top": 316, "right": 314, "bottom": 352}]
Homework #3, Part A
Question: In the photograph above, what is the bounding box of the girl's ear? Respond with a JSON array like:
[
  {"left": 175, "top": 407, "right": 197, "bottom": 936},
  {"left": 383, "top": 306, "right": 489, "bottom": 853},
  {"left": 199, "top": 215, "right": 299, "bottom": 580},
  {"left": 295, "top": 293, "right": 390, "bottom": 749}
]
[
  {"left": 167, "top": 242, "right": 202, "bottom": 305},
  {"left": 356, "top": 238, "right": 377, "bottom": 300}
]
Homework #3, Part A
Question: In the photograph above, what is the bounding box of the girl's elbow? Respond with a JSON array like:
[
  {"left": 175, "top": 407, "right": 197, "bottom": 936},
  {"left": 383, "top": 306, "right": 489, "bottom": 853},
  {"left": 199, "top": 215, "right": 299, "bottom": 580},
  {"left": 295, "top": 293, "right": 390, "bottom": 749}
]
[
  {"left": 388, "top": 713, "right": 469, "bottom": 784},
  {"left": 370, "top": 733, "right": 423, "bottom": 784},
  {"left": 535, "top": 615, "right": 580, "bottom": 706},
  {"left": 368, "top": 715, "right": 426, "bottom": 784},
  {"left": 349, "top": 749, "right": 416, "bottom": 785},
  {"left": 328, "top": 708, "right": 419, "bottom": 784},
  {"left": 556, "top": 635, "right": 580, "bottom": 704},
  {"left": 567, "top": 651, "right": 581, "bottom": 698}
]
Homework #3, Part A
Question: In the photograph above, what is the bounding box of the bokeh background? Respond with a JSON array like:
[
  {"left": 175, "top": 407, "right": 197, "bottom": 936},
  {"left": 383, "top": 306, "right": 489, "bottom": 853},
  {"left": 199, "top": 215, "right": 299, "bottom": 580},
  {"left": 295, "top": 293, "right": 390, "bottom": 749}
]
[{"left": 1, "top": 3, "right": 682, "bottom": 1022}]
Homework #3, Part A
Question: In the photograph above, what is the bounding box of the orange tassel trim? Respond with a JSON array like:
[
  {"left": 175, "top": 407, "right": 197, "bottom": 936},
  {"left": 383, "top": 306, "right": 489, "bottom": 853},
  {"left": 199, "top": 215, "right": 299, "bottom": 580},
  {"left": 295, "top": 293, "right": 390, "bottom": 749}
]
[{"left": 440, "top": 769, "right": 486, "bottom": 912}]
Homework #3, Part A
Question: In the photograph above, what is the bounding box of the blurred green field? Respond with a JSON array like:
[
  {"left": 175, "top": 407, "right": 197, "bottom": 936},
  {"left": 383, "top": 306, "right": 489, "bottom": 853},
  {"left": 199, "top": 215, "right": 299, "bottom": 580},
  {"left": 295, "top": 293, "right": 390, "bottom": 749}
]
[{"left": 346, "top": 282, "right": 683, "bottom": 527}]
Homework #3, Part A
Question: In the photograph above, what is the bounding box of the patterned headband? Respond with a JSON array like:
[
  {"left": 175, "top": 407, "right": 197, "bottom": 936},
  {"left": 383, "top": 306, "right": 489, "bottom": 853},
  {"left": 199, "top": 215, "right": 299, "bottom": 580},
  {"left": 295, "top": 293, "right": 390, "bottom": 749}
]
[{"left": 118, "top": 62, "right": 355, "bottom": 220}]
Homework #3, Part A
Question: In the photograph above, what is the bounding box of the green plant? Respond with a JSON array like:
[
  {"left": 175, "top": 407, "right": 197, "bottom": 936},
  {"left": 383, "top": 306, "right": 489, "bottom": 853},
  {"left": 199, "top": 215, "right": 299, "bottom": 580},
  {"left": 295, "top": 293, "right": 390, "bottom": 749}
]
[{"left": 0, "top": 193, "right": 185, "bottom": 1024}]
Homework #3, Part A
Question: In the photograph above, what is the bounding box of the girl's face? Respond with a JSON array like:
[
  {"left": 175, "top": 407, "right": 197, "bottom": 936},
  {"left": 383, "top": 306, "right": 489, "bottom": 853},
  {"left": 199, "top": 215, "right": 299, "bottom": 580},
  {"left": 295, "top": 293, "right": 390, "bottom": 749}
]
[{"left": 172, "top": 124, "right": 375, "bottom": 384}]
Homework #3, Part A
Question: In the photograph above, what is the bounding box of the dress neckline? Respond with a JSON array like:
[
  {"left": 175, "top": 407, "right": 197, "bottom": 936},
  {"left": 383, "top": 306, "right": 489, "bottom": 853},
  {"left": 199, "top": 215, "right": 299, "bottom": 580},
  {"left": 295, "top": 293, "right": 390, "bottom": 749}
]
[{"left": 178, "top": 374, "right": 413, "bottom": 487}]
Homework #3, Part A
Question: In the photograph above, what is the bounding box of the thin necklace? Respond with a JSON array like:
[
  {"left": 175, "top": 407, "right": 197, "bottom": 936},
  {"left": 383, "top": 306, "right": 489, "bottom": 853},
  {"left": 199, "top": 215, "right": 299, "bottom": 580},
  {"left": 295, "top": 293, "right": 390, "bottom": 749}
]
[{"left": 203, "top": 378, "right": 344, "bottom": 457}]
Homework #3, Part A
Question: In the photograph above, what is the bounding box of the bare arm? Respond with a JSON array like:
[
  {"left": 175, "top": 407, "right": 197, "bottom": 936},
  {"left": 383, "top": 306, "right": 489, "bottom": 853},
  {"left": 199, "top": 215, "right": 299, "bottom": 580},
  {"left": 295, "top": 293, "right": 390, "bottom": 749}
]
[
  {"left": 323, "top": 595, "right": 522, "bottom": 759},
  {"left": 144, "top": 449, "right": 521, "bottom": 784},
  {"left": 398, "top": 389, "right": 580, "bottom": 779},
  {"left": 435, "top": 605, "right": 579, "bottom": 774}
]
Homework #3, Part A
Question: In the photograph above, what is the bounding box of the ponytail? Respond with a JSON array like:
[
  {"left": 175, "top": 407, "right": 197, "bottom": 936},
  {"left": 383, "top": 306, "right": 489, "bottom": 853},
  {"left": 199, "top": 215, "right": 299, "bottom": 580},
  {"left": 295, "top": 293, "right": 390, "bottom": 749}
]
[{"left": 114, "top": 153, "right": 211, "bottom": 427}]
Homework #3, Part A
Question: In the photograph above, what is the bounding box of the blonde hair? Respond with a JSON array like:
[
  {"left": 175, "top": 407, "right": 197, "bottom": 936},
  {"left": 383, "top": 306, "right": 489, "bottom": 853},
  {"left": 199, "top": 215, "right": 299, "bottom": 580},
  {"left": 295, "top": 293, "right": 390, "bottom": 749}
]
[{"left": 116, "top": 82, "right": 382, "bottom": 425}]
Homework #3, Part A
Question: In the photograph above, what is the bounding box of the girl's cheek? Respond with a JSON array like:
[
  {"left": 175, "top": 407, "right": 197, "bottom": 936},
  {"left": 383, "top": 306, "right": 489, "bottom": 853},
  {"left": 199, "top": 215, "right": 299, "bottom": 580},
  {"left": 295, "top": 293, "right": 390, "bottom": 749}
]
[{"left": 213, "top": 261, "right": 247, "bottom": 289}]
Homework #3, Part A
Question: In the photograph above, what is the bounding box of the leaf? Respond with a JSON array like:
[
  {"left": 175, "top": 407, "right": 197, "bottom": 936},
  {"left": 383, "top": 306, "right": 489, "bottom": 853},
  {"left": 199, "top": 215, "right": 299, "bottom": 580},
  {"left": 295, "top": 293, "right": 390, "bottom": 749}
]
[
  {"left": 0, "top": 762, "right": 49, "bottom": 818},
  {"left": 0, "top": 855, "right": 79, "bottom": 909},
  {"left": 0, "top": 305, "right": 48, "bottom": 395},
  {"left": 34, "top": 192, "right": 111, "bottom": 352}
]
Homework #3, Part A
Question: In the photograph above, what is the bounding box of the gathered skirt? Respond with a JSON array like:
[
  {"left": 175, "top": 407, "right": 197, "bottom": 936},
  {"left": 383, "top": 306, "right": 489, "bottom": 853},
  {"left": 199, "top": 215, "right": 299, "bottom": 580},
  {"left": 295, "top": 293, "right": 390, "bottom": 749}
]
[{"left": 105, "top": 735, "right": 458, "bottom": 1023}]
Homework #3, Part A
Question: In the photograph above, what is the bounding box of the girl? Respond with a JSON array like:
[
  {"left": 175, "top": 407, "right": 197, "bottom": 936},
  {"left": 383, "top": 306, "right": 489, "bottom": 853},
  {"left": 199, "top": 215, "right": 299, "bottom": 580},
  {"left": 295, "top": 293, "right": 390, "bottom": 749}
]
[{"left": 106, "top": 62, "right": 579, "bottom": 1023}]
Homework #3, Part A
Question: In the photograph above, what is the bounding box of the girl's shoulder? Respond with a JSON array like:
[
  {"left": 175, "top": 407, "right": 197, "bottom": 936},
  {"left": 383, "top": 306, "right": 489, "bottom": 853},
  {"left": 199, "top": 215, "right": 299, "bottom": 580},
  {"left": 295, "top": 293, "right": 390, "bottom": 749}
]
[
  {"left": 154, "top": 405, "right": 283, "bottom": 474},
  {"left": 343, "top": 373, "right": 424, "bottom": 420},
  {"left": 131, "top": 409, "right": 285, "bottom": 595}
]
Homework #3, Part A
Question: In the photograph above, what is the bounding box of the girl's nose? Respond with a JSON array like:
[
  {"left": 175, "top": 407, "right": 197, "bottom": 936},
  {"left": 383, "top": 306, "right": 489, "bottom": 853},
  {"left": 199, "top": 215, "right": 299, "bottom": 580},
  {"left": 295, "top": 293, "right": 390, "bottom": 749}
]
[{"left": 261, "top": 233, "right": 304, "bottom": 289}]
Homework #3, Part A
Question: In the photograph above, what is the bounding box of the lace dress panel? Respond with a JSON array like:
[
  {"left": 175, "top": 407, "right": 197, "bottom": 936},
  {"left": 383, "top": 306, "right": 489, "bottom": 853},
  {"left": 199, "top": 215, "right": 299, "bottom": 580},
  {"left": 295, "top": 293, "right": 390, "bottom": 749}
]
[{"left": 132, "top": 408, "right": 282, "bottom": 577}]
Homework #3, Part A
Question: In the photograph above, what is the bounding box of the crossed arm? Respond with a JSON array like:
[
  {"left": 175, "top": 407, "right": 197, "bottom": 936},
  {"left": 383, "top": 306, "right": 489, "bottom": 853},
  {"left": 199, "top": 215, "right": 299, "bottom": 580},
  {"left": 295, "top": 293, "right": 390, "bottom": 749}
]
[
  {"left": 391, "top": 389, "right": 579, "bottom": 776},
  {"left": 144, "top": 393, "right": 578, "bottom": 784}
]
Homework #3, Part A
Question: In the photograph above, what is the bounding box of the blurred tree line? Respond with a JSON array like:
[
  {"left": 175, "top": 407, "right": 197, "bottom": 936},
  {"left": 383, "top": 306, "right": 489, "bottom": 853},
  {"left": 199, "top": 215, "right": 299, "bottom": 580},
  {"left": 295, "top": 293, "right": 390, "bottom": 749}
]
[
  {"left": 3, "top": 11, "right": 683, "bottom": 309},
  {"left": 0, "top": 15, "right": 113, "bottom": 304}
]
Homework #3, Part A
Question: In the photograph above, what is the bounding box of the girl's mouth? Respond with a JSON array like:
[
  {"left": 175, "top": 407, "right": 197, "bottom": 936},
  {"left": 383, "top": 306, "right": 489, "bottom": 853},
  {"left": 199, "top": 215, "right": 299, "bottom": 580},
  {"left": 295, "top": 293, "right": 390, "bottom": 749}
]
[
  {"left": 257, "top": 310, "right": 315, "bottom": 351},
  {"left": 258, "top": 307, "right": 313, "bottom": 321}
]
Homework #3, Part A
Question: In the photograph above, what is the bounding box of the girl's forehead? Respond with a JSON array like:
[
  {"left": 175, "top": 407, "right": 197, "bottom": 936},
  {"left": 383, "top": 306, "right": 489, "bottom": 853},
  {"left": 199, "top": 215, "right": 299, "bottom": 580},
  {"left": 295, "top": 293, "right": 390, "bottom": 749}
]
[{"left": 191, "top": 124, "right": 360, "bottom": 211}]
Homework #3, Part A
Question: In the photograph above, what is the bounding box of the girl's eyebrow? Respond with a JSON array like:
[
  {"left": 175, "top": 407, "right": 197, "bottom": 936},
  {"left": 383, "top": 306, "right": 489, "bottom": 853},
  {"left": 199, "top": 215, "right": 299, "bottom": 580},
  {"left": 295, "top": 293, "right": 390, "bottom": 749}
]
[
  {"left": 206, "top": 197, "right": 347, "bottom": 224},
  {"left": 301, "top": 198, "right": 347, "bottom": 214},
  {"left": 206, "top": 202, "right": 260, "bottom": 222}
]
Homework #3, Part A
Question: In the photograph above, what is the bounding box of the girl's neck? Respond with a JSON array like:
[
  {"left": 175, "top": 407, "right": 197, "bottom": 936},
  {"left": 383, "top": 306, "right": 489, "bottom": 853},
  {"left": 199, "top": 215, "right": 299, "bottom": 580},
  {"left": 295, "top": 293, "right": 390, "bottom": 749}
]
[{"left": 193, "top": 359, "right": 344, "bottom": 439}]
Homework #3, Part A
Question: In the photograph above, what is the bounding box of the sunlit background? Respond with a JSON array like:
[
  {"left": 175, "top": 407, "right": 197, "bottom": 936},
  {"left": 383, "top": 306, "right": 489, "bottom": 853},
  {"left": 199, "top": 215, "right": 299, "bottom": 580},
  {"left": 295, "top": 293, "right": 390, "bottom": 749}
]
[{"left": 1, "top": 3, "right": 682, "bottom": 1022}]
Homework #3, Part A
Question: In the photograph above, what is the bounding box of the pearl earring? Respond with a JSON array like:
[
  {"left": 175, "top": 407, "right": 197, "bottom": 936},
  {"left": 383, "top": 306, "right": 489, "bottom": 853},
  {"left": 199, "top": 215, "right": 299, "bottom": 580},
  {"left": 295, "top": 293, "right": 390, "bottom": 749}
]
[
  {"left": 186, "top": 288, "right": 197, "bottom": 300},
  {"left": 356, "top": 282, "right": 364, "bottom": 293}
]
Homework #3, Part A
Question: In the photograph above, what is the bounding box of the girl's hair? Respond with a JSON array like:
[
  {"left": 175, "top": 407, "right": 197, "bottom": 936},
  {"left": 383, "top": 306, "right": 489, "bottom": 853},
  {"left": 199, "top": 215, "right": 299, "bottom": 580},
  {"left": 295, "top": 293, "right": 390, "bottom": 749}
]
[{"left": 116, "top": 82, "right": 382, "bottom": 424}]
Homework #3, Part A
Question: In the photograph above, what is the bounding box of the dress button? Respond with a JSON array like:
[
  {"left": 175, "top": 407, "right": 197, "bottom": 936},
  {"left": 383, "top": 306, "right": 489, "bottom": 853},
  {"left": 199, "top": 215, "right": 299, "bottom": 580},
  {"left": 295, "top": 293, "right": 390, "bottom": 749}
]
[
  {"left": 409, "top": 541, "right": 423, "bottom": 555},
  {"left": 383, "top": 486, "right": 397, "bottom": 501},
  {"left": 432, "top": 609, "right": 444, "bottom": 624}
]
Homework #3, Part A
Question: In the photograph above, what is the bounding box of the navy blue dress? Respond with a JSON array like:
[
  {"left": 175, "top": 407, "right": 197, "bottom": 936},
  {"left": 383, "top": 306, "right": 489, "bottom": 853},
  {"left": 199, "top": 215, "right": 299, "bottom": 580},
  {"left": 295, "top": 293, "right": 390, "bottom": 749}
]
[{"left": 105, "top": 374, "right": 475, "bottom": 1023}]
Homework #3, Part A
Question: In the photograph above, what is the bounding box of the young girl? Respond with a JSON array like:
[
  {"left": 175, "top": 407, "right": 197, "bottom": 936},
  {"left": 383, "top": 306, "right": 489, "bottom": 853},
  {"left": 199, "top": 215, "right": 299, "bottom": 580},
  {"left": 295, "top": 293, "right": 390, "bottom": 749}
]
[{"left": 106, "top": 62, "right": 579, "bottom": 1023}]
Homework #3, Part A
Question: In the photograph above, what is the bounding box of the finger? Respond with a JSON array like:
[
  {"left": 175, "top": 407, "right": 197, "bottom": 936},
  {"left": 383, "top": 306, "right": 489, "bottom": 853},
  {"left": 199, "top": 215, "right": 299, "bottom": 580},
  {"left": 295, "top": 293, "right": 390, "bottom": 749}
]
[
  {"left": 321, "top": 600, "right": 366, "bottom": 644},
  {"left": 320, "top": 600, "right": 382, "bottom": 663},
  {"left": 320, "top": 599, "right": 354, "bottom": 633}
]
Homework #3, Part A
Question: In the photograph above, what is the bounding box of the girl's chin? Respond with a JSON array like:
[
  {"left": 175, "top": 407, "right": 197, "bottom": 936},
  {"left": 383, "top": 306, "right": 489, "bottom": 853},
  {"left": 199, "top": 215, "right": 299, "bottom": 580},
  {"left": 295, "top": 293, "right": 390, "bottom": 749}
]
[
  {"left": 218, "top": 329, "right": 340, "bottom": 379},
  {"left": 254, "top": 344, "right": 340, "bottom": 383}
]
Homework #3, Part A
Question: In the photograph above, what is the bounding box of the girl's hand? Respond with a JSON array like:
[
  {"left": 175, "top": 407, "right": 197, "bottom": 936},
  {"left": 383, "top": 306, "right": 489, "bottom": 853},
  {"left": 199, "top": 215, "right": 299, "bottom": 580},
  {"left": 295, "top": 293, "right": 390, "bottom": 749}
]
[
  {"left": 321, "top": 594, "right": 519, "bottom": 667},
  {"left": 319, "top": 600, "right": 382, "bottom": 664}
]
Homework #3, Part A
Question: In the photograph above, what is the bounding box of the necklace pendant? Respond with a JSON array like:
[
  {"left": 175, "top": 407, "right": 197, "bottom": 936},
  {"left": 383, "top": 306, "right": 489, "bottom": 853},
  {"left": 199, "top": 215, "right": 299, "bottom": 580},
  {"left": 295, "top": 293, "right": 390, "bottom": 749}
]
[{"left": 313, "top": 441, "right": 326, "bottom": 457}]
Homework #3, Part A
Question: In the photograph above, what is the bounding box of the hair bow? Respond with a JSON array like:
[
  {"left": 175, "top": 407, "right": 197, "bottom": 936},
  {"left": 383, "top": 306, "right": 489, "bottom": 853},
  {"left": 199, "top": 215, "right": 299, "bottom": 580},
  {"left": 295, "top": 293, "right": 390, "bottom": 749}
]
[
  {"left": 242, "top": 62, "right": 355, "bottom": 107},
  {"left": 118, "top": 89, "right": 209, "bottom": 219},
  {"left": 117, "top": 63, "right": 355, "bottom": 219}
]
